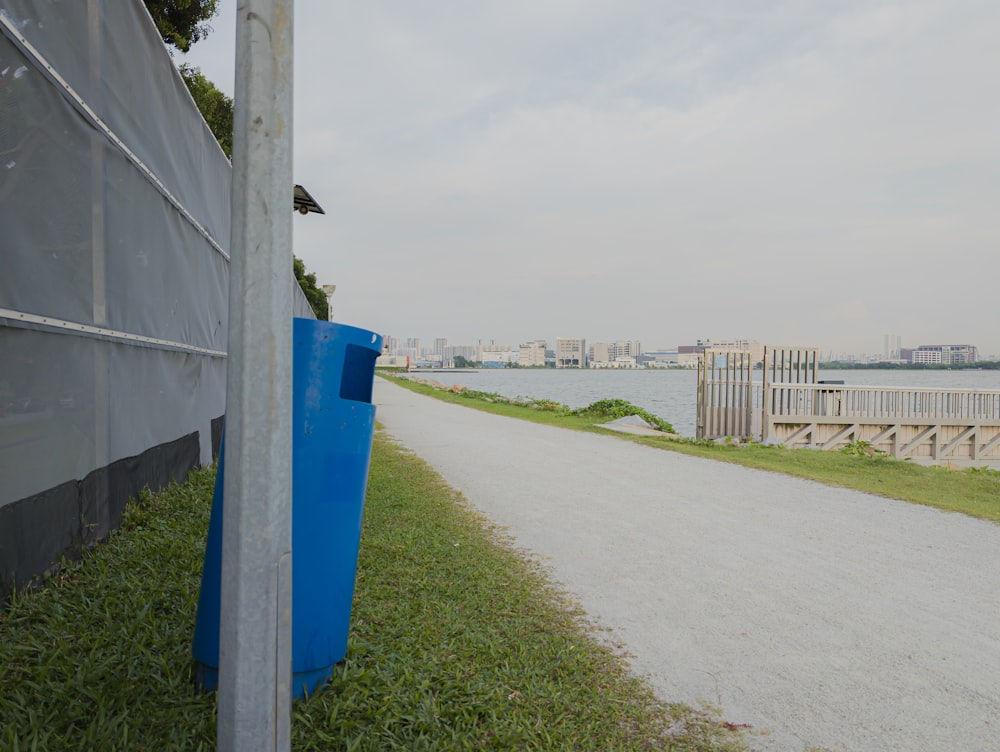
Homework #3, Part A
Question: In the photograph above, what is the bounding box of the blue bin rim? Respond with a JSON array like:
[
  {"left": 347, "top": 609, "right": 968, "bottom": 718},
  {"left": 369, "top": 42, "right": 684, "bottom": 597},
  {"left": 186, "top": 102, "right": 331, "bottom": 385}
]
[{"left": 293, "top": 318, "right": 382, "bottom": 353}]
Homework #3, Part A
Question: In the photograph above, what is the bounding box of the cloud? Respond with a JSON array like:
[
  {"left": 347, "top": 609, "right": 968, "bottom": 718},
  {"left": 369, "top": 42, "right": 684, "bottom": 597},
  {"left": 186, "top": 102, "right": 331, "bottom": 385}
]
[
  {"left": 830, "top": 300, "right": 870, "bottom": 323},
  {"left": 185, "top": 0, "right": 1000, "bottom": 356}
]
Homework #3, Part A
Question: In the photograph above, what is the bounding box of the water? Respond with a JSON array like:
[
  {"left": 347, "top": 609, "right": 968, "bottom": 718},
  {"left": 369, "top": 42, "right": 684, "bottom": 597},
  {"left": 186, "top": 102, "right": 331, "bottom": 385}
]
[{"left": 399, "top": 368, "right": 1000, "bottom": 437}]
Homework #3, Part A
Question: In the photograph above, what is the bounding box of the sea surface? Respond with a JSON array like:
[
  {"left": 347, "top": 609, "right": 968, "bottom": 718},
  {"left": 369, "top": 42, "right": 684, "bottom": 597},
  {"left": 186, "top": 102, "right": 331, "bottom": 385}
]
[{"left": 398, "top": 368, "right": 1000, "bottom": 437}]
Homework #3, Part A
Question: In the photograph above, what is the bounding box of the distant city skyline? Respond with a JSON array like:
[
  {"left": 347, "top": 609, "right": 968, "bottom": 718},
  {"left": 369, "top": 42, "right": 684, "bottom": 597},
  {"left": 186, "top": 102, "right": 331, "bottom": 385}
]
[{"left": 382, "top": 332, "right": 996, "bottom": 363}]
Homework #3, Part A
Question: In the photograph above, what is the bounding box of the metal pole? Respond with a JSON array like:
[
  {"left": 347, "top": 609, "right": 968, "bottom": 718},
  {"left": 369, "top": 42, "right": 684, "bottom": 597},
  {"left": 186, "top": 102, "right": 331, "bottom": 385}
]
[
  {"left": 218, "top": 1, "right": 294, "bottom": 750},
  {"left": 87, "top": 0, "right": 110, "bottom": 538}
]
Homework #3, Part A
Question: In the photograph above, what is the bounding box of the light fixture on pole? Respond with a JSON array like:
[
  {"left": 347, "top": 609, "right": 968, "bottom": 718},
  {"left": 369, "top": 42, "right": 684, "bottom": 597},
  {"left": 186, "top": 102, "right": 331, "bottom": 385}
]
[{"left": 293, "top": 184, "right": 325, "bottom": 215}]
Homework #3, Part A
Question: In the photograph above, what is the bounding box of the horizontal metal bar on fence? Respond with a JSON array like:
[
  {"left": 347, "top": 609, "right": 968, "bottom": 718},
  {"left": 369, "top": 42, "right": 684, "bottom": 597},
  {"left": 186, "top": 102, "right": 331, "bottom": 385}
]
[{"left": 0, "top": 307, "right": 227, "bottom": 358}]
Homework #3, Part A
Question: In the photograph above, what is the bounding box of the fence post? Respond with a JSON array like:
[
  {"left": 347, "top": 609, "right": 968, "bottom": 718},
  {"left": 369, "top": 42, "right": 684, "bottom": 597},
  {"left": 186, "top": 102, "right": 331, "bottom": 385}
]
[{"left": 761, "top": 346, "right": 772, "bottom": 442}]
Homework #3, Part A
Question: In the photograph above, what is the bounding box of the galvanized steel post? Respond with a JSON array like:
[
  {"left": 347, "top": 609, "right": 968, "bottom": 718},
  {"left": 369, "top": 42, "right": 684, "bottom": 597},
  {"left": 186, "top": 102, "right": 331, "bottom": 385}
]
[{"left": 218, "top": 1, "right": 295, "bottom": 750}]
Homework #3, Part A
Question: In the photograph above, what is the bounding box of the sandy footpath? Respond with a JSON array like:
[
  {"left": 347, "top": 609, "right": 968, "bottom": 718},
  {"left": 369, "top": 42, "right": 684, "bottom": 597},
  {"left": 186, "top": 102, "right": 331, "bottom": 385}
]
[{"left": 372, "top": 378, "right": 1000, "bottom": 751}]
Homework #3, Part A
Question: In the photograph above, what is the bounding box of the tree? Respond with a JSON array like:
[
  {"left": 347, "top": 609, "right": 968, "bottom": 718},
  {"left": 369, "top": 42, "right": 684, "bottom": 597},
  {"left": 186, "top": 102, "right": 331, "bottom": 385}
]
[
  {"left": 294, "top": 256, "right": 329, "bottom": 321},
  {"left": 178, "top": 64, "right": 233, "bottom": 157},
  {"left": 144, "top": 0, "right": 219, "bottom": 53}
]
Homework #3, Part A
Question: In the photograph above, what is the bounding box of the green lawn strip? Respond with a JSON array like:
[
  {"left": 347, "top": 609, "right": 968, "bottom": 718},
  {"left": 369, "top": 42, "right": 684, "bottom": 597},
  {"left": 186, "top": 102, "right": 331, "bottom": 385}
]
[
  {"left": 624, "top": 439, "right": 1000, "bottom": 523},
  {"left": 383, "top": 374, "right": 1000, "bottom": 524},
  {"left": 0, "top": 469, "right": 218, "bottom": 751},
  {"left": 1, "top": 437, "right": 750, "bottom": 751}
]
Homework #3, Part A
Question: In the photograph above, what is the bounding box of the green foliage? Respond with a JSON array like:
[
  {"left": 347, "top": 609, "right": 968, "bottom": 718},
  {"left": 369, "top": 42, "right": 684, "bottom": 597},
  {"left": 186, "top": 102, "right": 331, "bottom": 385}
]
[
  {"left": 966, "top": 465, "right": 1000, "bottom": 476},
  {"left": 178, "top": 64, "right": 233, "bottom": 158},
  {"left": 573, "top": 398, "right": 676, "bottom": 433},
  {"left": 517, "top": 397, "right": 566, "bottom": 411},
  {"left": 456, "top": 388, "right": 569, "bottom": 412},
  {"left": 294, "top": 256, "right": 330, "bottom": 320},
  {"left": 676, "top": 437, "right": 717, "bottom": 448},
  {"left": 839, "top": 440, "right": 888, "bottom": 460},
  {"left": 144, "top": 0, "right": 219, "bottom": 53},
  {"left": 456, "top": 388, "right": 506, "bottom": 402}
]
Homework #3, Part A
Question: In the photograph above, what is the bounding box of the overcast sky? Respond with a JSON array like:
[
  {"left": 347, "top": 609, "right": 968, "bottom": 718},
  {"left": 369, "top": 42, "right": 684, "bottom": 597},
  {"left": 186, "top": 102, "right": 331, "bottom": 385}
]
[{"left": 180, "top": 1, "right": 1000, "bottom": 358}]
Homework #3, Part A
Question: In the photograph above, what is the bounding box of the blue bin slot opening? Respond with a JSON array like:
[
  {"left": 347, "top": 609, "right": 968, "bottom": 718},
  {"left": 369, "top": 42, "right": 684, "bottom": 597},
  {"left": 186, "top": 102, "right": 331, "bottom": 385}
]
[{"left": 341, "top": 344, "right": 378, "bottom": 403}]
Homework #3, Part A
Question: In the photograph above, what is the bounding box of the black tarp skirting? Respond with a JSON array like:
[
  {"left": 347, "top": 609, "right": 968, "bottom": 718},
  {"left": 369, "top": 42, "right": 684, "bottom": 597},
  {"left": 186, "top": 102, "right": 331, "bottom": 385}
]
[{"left": 0, "top": 431, "right": 201, "bottom": 605}]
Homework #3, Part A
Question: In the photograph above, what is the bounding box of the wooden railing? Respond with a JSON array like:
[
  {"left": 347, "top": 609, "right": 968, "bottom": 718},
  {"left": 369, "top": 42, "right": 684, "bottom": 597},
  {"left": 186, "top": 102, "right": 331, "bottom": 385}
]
[
  {"left": 763, "top": 383, "right": 1000, "bottom": 465},
  {"left": 766, "top": 383, "right": 1000, "bottom": 422}
]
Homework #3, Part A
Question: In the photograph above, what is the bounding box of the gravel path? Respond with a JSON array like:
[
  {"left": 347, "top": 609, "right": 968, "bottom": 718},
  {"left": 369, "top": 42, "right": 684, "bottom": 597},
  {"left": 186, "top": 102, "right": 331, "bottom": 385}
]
[{"left": 373, "top": 378, "right": 1000, "bottom": 751}]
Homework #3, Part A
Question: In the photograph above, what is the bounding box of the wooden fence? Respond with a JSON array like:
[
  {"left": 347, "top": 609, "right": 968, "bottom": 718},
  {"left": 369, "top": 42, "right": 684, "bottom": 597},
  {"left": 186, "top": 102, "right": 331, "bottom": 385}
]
[
  {"left": 696, "top": 346, "right": 1000, "bottom": 466},
  {"left": 763, "top": 383, "right": 1000, "bottom": 465}
]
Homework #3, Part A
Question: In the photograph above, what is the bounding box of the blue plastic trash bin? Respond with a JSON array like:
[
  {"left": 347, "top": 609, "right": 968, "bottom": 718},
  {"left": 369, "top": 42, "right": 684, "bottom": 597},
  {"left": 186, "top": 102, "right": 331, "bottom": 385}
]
[{"left": 192, "top": 318, "right": 383, "bottom": 698}]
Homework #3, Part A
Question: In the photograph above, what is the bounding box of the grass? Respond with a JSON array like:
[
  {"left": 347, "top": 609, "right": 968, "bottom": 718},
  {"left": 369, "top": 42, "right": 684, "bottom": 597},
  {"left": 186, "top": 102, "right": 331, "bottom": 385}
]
[
  {"left": 0, "top": 472, "right": 218, "bottom": 751},
  {"left": 385, "top": 374, "right": 1000, "bottom": 525},
  {"left": 0, "top": 436, "right": 751, "bottom": 751},
  {"left": 630, "top": 438, "right": 1000, "bottom": 523}
]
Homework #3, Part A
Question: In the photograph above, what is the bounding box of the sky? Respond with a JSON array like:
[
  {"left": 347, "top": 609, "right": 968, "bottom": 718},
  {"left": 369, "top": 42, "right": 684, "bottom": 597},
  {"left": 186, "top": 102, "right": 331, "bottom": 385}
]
[{"left": 180, "top": 1, "right": 1000, "bottom": 358}]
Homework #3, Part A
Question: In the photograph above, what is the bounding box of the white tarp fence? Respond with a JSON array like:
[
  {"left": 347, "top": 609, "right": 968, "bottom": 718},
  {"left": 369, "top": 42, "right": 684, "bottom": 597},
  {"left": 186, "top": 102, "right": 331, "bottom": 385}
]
[{"left": 0, "top": 0, "right": 313, "bottom": 597}]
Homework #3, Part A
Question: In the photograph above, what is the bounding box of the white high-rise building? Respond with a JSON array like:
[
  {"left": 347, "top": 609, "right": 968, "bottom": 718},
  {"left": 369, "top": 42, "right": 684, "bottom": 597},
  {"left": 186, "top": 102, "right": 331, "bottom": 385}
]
[
  {"left": 590, "top": 342, "right": 611, "bottom": 364},
  {"left": 443, "top": 344, "right": 478, "bottom": 362},
  {"left": 912, "top": 344, "right": 978, "bottom": 364},
  {"left": 610, "top": 340, "right": 641, "bottom": 361},
  {"left": 590, "top": 340, "right": 641, "bottom": 365},
  {"left": 555, "top": 337, "right": 586, "bottom": 368},
  {"left": 884, "top": 334, "right": 902, "bottom": 361},
  {"left": 518, "top": 340, "right": 547, "bottom": 367}
]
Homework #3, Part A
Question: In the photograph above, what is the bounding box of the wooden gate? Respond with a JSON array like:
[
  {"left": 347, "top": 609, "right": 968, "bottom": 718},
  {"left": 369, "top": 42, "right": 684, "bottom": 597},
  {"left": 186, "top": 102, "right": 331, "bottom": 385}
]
[
  {"left": 696, "top": 349, "right": 757, "bottom": 440},
  {"left": 760, "top": 346, "right": 820, "bottom": 443},
  {"left": 697, "top": 346, "right": 819, "bottom": 441}
]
